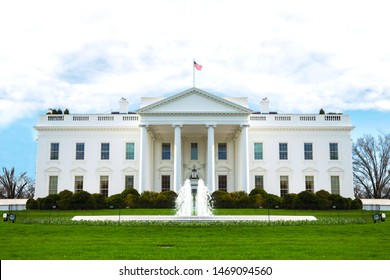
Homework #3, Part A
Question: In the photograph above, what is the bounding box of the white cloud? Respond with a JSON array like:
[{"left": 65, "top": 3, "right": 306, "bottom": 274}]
[{"left": 1, "top": 0, "right": 390, "bottom": 127}]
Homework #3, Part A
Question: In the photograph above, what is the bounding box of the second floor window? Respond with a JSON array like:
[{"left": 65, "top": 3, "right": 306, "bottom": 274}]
[
  {"left": 279, "top": 143, "right": 288, "bottom": 160},
  {"left": 218, "top": 143, "right": 227, "bottom": 160},
  {"left": 76, "top": 143, "right": 85, "bottom": 160},
  {"left": 126, "top": 143, "right": 135, "bottom": 160},
  {"left": 162, "top": 143, "right": 171, "bottom": 160},
  {"left": 101, "top": 143, "right": 110, "bottom": 160},
  {"left": 304, "top": 143, "right": 313, "bottom": 160},
  {"left": 330, "top": 143, "right": 339, "bottom": 160},
  {"left": 254, "top": 143, "right": 263, "bottom": 160},
  {"left": 191, "top": 143, "right": 198, "bottom": 160},
  {"left": 50, "top": 143, "right": 59, "bottom": 160}
]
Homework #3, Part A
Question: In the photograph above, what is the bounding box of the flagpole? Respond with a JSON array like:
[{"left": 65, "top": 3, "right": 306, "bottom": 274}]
[{"left": 193, "top": 59, "right": 195, "bottom": 88}]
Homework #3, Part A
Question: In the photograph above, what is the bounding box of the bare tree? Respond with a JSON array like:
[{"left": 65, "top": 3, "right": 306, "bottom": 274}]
[
  {"left": 0, "top": 167, "right": 35, "bottom": 199},
  {"left": 353, "top": 134, "right": 390, "bottom": 198}
]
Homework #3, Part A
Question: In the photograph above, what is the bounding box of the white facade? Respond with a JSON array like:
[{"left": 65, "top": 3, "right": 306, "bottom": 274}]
[{"left": 34, "top": 88, "right": 354, "bottom": 198}]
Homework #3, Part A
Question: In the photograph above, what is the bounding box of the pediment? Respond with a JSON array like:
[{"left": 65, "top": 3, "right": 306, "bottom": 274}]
[
  {"left": 327, "top": 167, "right": 344, "bottom": 173},
  {"left": 276, "top": 167, "right": 293, "bottom": 173},
  {"left": 137, "top": 88, "right": 252, "bottom": 115},
  {"left": 250, "top": 167, "right": 267, "bottom": 173},
  {"left": 122, "top": 167, "right": 138, "bottom": 173},
  {"left": 302, "top": 167, "right": 318, "bottom": 173},
  {"left": 45, "top": 167, "right": 61, "bottom": 173},
  {"left": 71, "top": 167, "right": 87, "bottom": 173},
  {"left": 96, "top": 167, "right": 113, "bottom": 173}
]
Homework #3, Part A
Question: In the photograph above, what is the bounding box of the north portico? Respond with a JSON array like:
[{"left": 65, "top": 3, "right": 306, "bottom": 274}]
[{"left": 136, "top": 88, "right": 252, "bottom": 194}]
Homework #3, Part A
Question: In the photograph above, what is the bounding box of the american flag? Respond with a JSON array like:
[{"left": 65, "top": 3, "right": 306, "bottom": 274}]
[{"left": 194, "top": 61, "right": 202, "bottom": 70}]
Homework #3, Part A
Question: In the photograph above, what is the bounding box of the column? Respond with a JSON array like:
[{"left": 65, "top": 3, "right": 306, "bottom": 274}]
[
  {"left": 138, "top": 124, "right": 149, "bottom": 194},
  {"left": 206, "top": 124, "right": 216, "bottom": 192},
  {"left": 173, "top": 124, "right": 182, "bottom": 193},
  {"left": 240, "top": 124, "right": 250, "bottom": 193}
]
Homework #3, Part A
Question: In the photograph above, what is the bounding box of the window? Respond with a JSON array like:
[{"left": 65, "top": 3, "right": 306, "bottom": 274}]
[
  {"left": 161, "top": 175, "right": 170, "bottom": 191},
  {"left": 254, "top": 143, "right": 263, "bottom": 160},
  {"left": 329, "top": 143, "right": 338, "bottom": 160},
  {"left": 218, "top": 143, "right": 227, "bottom": 160},
  {"left": 304, "top": 143, "right": 313, "bottom": 160},
  {"left": 280, "top": 176, "right": 289, "bottom": 197},
  {"left": 100, "top": 176, "right": 109, "bottom": 197},
  {"left": 305, "top": 176, "right": 314, "bottom": 193},
  {"left": 218, "top": 175, "right": 227, "bottom": 192},
  {"left": 191, "top": 143, "right": 198, "bottom": 160},
  {"left": 48, "top": 176, "right": 58, "bottom": 194},
  {"left": 101, "top": 143, "right": 110, "bottom": 160},
  {"left": 74, "top": 176, "right": 84, "bottom": 193},
  {"left": 126, "top": 143, "right": 135, "bottom": 160},
  {"left": 76, "top": 143, "right": 85, "bottom": 160},
  {"left": 255, "top": 175, "right": 264, "bottom": 189},
  {"left": 279, "top": 143, "right": 288, "bottom": 160},
  {"left": 50, "top": 143, "right": 59, "bottom": 160},
  {"left": 331, "top": 176, "right": 340, "bottom": 195},
  {"left": 162, "top": 143, "right": 171, "bottom": 160},
  {"left": 125, "top": 175, "right": 134, "bottom": 189}
]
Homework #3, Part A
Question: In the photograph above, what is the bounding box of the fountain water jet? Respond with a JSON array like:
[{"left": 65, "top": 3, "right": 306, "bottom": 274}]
[{"left": 175, "top": 179, "right": 213, "bottom": 216}]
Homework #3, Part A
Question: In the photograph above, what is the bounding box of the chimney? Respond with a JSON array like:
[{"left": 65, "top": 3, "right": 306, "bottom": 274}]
[
  {"left": 119, "top": 97, "right": 129, "bottom": 114},
  {"left": 260, "top": 97, "right": 270, "bottom": 114}
]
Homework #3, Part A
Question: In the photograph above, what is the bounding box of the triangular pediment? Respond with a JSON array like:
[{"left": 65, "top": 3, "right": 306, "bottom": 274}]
[{"left": 137, "top": 88, "right": 252, "bottom": 115}]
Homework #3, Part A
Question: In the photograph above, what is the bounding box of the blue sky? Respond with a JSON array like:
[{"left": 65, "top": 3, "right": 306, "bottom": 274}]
[{"left": 0, "top": 0, "right": 389, "bottom": 180}]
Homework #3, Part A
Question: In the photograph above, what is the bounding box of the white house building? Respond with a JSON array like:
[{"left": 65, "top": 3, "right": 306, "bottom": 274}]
[{"left": 34, "top": 88, "right": 354, "bottom": 198}]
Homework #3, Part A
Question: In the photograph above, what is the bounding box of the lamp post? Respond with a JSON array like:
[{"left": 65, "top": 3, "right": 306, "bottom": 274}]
[{"left": 332, "top": 205, "right": 340, "bottom": 224}]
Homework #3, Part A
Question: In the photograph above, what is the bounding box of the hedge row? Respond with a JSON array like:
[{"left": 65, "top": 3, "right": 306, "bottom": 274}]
[
  {"left": 212, "top": 189, "right": 362, "bottom": 210},
  {"left": 26, "top": 189, "right": 177, "bottom": 210},
  {"left": 27, "top": 188, "right": 362, "bottom": 211}
]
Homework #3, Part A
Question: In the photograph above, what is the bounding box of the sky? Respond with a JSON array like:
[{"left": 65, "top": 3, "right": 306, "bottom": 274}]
[{"left": 0, "top": 0, "right": 389, "bottom": 180}]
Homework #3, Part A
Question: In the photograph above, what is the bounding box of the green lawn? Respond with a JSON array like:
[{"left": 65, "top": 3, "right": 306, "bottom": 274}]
[{"left": 0, "top": 209, "right": 389, "bottom": 260}]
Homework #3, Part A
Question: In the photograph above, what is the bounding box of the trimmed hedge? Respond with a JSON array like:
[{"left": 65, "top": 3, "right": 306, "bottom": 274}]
[{"left": 27, "top": 188, "right": 362, "bottom": 210}]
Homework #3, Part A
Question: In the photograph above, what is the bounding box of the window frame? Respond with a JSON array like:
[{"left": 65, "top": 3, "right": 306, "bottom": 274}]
[
  {"left": 101, "top": 143, "right": 110, "bottom": 160},
  {"left": 279, "top": 143, "right": 288, "bottom": 160},
  {"left": 100, "top": 175, "right": 109, "bottom": 197},
  {"left": 125, "top": 142, "right": 135, "bottom": 160},
  {"left": 329, "top": 143, "right": 339, "bottom": 160},
  {"left": 161, "top": 175, "right": 171, "bottom": 191},
  {"left": 304, "top": 143, "right": 313, "bottom": 160},
  {"left": 218, "top": 175, "right": 228, "bottom": 192},
  {"left": 76, "top": 143, "right": 85, "bottom": 160},
  {"left": 254, "top": 143, "right": 263, "bottom": 160},
  {"left": 218, "top": 143, "right": 227, "bottom": 160},
  {"left": 161, "top": 143, "right": 171, "bottom": 160},
  {"left": 74, "top": 176, "right": 84, "bottom": 193},
  {"left": 50, "top": 143, "right": 59, "bottom": 160},
  {"left": 191, "top": 142, "right": 198, "bottom": 161},
  {"left": 48, "top": 175, "right": 58, "bottom": 195},
  {"left": 280, "top": 175, "right": 289, "bottom": 197}
]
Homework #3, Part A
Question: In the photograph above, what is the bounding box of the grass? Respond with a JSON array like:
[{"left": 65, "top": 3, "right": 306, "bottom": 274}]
[{"left": 0, "top": 209, "right": 389, "bottom": 260}]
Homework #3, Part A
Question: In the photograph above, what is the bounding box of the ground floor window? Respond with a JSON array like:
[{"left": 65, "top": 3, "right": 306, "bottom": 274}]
[
  {"left": 48, "top": 176, "right": 58, "bottom": 194},
  {"left": 161, "top": 175, "right": 170, "bottom": 191},
  {"left": 331, "top": 176, "right": 340, "bottom": 195},
  {"left": 74, "top": 176, "right": 84, "bottom": 193},
  {"left": 100, "top": 176, "right": 109, "bottom": 197},
  {"left": 254, "top": 175, "right": 264, "bottom": 189},
  {"left": 305, "top": 176, "right": 314, "bottom": 193},
  {"left": 218, "top": 175, "right": 227, "bottom": 192},
  {"left": 125, "top": 175, "right": 134, "bottom": 189},
  {"left": 280, "top": 176, "right": 289, "bottom": 197}
]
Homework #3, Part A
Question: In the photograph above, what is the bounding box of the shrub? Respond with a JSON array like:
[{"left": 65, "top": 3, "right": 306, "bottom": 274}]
[
  {"left": 230, "top": 191, "right": 251, "bottom": 208},
  {"left": 295, "top": 191, "right": 318, "bottom": 209},
  {"left": 91, "top": 193, "right": 107, "bottom": 209},
  {"left": 137, "top": 191, "right": 159, "bottom": 208},
  {"left": 121, "top": 188, "right": 140, "bottom": 200},
  {"left": 249, "top": 188, "right": 268, "bottom": 198},
  {"left": 211, "top": 191, "right": 232, "bottom": 208},
  {"left": 155, "top": 190, "right": 177, "bottom": 208},
  {"left": 57, "top": 190, "right": 73, "bottom": 210},
  {"left": 71, "top": 191, "right": 93, "bottom": 209},
  {"left": 26, "top": 198, "right": 38, "bottom": 209},
  {"left": 282, "top": 193, "right": 297, "bottom": 209},
  {"left": 264, "top": 194, "right": 283, "bottom": 209},
  {"left": 351, "top": 198, "right": 362, "bottom": 209},
  {"left": 106, "top": 194, "right": 125, "bottom": 209},
  {"left": 124, "top": 194, "right": 139, "bottom": 208},
  {"left": 329, "top": 194, "right": 349, "bottom": 210},
  {"left": 39, "top": 194, "right": 60, "bottom": 210}
]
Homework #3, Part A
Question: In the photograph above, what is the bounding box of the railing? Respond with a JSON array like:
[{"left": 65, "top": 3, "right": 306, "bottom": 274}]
[
  {"left": 249, "top": 114, "right": 350, "bottom": 126},
  {"left": 41, "top": 114, "right": 139, "bottom": 126}
]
